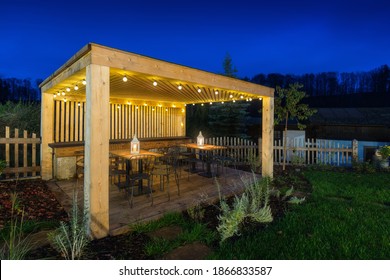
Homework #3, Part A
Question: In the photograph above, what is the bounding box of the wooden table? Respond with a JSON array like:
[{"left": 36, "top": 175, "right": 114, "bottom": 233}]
[
  {"left": 181, "top": 143, "right": 227, "bottom": 178},
  {"left": 110, "top": 149, "right": 163, "bottom": 193}
]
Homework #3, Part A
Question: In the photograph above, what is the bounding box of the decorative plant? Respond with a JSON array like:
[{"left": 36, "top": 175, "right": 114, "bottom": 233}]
[
  {"left": 0, "top": 193, "right": 32, "bottom": 260},
  {"left": 216, "top": 175, "right": 273, "bottom": 243},
  {"left": 48, "top": 191, "right": 89, "bottom": 260},
  {"left": 378, "top": 145, "right": 390, "bottom": 160}
]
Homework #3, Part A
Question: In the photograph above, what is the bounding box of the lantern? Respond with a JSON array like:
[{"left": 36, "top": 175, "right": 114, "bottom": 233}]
[
  {"left": 197, "top": 131, "right": 204, "bottom": 147},
  {"left": 131, "top": 134, "right": 140, "bottom": 154}
]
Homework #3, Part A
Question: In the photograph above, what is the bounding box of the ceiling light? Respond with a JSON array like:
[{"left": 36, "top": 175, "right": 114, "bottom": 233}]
[
  {"left": 74, "top": 85, "right": 79, "bottom": 91},
  {"left": 221, "top": 101, "right": 224, "bottom": 104},
  {"left": 82, "top": 79, "right": 87, "bottom": 85},
  {"left": 78, "top": 102, "right": 81, "bottom": 107},
  {"left": 178, "top": 84, "right": 183, "bottom": 90},
  {"left": 210, "top": 102, "right": 213, "bottom": 105},
  {"left": 240, "top": 95, "right": 244, "bottom": 99},
  {"left": 61, "top": 91, "right": 65, "bottom": 96},
  {"left": 66, "top": 87, "right": 71, "bottom": 92},
  {"left": 233, "top": 99, "right": 236, "bottom": 103},
  {"left": 197, "top": 88, "right": 202, "bottom": 93},
  {"left": 229, "top": 94, "right": 233, "bottom": 98},
  {"left": 64, "top": 98, "right": 67, "bottom": 102},
  {"left": 123, "top": 76, "right": 128, "bottom": 82},
  {"left": 153, "top": 81, "right": 158, "bottom": 86},
  {"left": 192, "top": 103, "right": 195, "bottom": 106},
  {"left": 215, "top": 90, "right": 219, "bottom": 95},
  {"left": 259, "top": 97, "right": 262, "bottom": 100},
  {"left": 201, "top": 103, "right": 204, "bottom": 106}
]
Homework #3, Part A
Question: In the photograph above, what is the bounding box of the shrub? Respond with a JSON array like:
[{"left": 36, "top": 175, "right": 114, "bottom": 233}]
[
  {"left": 48, "top": 192, "right": 89, "bottom": 260},
  {"left": 0, "top": 160, "right": 6, "bottom": 176},
  {"left": 216, "top": 175, "right": 273, "bottom": 243}
]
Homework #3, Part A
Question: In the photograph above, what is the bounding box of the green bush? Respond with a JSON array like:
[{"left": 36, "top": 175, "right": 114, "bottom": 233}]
[
  {"left": 0, "top": 101, "right": 40, "bottom": 135},
  {"left": 0, "top": 160, "right": 6, "bottom": 176},
  {"left": 217, "top": 175, "right": 273, "bottom": 243}
]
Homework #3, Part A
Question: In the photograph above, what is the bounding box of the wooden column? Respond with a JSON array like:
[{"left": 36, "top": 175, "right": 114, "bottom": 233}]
[
  {"left": 84, "top": 64, "right": 110, "bottom": 239},
  {"left": 40, "top": 92, "right": 54, "bottom": 180},
  {"left": 262, "top": 96, "right": 274, "bottom": 178}
]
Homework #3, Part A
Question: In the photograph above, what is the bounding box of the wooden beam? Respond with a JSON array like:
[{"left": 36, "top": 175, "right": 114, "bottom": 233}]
[
  {"left": 41, "top": 92, "right": 54, "bottom": 180},
  {"left": 40, "top": 52, "right": 91, "bottom": 93},
  {"left": 84, "top": 64, "right": 110, "bottom": 239},
  {"left": 89, "top": 43, "right": 274, "bottom": 97},
  {"left": 262, "top": 96, "right": 274, "bottom": 178}
]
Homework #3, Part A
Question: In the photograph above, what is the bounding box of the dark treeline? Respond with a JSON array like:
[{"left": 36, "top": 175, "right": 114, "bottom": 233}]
[
  {"left": 249, "top": 64, "right": 390, "bottom": 107},
  {"left": 0, "top": 77, "right": 42, "bottom": 103}
]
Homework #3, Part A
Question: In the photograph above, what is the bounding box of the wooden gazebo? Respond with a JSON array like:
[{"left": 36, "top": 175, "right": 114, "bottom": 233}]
[{"left": 40, "top": 43, "right": 274, "bottom": 238}]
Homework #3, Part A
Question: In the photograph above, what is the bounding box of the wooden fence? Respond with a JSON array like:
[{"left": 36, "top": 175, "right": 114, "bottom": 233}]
[
  {"left": 205, "top": 137, "right": 258, "bottom": 165},
  {"left": 270, "top": 138, "right": 358, "bottom": 166},
  {"left": 53, "top": 100, "right": 185, "bottom": 142},
  {"left": 0, "top": 126, "right": 41, "bottom": 179}
]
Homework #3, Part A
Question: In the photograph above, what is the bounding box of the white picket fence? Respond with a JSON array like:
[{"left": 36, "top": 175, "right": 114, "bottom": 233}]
[
  {"left": 271, "top": 138, "right": 358, "bottom": 166},
  {"left": 205, "top": 137, "right": 258, "bottom": 165},
  {"left": 206, "top": 137, "right": 358, "bottom": 167}
]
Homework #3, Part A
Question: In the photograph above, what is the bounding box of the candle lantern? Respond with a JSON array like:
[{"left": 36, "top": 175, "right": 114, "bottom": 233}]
[
  {"left": 130, "top": 134, "right": 140, "bottom": 154},
  {"left": 197, "top": 131, "right": 204, "bottom": 147}
]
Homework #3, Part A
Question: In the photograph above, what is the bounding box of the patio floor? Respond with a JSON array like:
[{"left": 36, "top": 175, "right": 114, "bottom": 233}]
[{"left": 48, "top": 164, "right": 258, "bottom": 236}]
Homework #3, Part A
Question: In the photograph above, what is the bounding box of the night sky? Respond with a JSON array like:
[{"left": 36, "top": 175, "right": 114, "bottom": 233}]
[{"left": 1, "top": 0, "right": 389, "bottom": 82}]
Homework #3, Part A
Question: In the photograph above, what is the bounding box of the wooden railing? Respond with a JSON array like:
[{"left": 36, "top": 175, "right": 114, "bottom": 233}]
[
  {"left": 0, "top": 126, "right": 41, "bottom": 179},
  {"left": 205, "top": 137, "right": 258, "bottom": 165}
]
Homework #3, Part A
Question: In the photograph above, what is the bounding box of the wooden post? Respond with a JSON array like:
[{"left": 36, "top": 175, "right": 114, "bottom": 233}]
[
  {"left": 41, "top": 92, "right": 54, "bottom": 180},
  {"left": 84, "top": 64, "right": 110, "bottom": 239},
  {"left": 352, "top": 139, "right": 358, "bottom": 163},
  {"left": 262, "top": 96, "right": 274, "bottom": 178}
]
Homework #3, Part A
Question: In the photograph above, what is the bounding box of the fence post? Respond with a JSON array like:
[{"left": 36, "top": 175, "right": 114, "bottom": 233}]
[
  {"left": 352, "top": 139, "right": 358, "bottom": 163},
  {"left": 258, "top": 137, "right": 262, "bottom": 160}
]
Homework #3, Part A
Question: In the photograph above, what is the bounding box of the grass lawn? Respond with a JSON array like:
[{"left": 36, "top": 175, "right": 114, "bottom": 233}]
[{"left": 210, "top": 170, "right": 390, "bottom": 259}]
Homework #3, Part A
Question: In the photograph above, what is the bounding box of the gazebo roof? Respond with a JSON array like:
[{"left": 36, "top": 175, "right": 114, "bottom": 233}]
[{"left": 40, "top": 43, "right": 274, "bottom": 106}]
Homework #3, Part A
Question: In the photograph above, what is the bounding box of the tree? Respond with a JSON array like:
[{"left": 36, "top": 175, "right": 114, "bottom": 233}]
[
  {"left": 275, "top": 83, "right": 317, "bottom": 170},
  {"left": 205, "top": 53, "right": 250, "bottom": 138}
]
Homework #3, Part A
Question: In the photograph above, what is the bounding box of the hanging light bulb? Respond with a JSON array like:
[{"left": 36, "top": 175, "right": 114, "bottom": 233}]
[
  {"left": 229, "top": 94, "right": 233, "bottom": 98},
  {"left": 61, "top": 91, "right": 65, "bottom": 96},
  {"left": 82, "top": 79, "right": 87, "bottom": 85},
  {"left": 66, "top": 87, "right": 71, "bottom": 92},
  {"left": 259, "top": 97, "right": 262, "bottom": 100},
  {"left": 122, "top": 76, "right": 128, "bottom": 82},
  {"left": 233, "top": 99, "right": 236, "bottom": 103},
  {"left": 240, "top": 95, "right": 244, "bottom": 99},
  {"left": 178, "top": 84, "right": 183, "bottom": 90},
  {"left": 210, "top": 102, "right": 213, "bottom": 105},
  {"left": 53, "top": 93, "right": 57, "bottom": 98},
  {"left": 153, "top": 81, "right": 158, "bottom": 86},
  {"left": 64, "top": 98, "right": 67, "bottom": 102},
  {"left": 197, "top": 88, "right": 202, "bottom": 93},
  {"left": 78, "top": 102, "right": 81, "bottom": 107},
  {"left": 215, "top": 90, "right": 219, "bottom": 95},
  {"left": 221, "top": 101, "right": 224, "bottom": 104},
  {"left": 74, "top": 85, "right": 79, "bottom": 91}
]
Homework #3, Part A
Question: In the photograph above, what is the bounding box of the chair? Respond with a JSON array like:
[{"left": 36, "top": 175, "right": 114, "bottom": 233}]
[
  {"left": 152, "top": 152, "right": 180, "bottom": 201},
  {"left": 109, "top": 155, "right": 126, "bottom": 185},
  {"left": 118, "top": 154, "right": 156, "bottom": 208}
]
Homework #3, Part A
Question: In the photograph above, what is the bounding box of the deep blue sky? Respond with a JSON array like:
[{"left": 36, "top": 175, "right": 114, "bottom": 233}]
[{"left": 1, "top": 0, "right": 389, "bottom": 82}]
